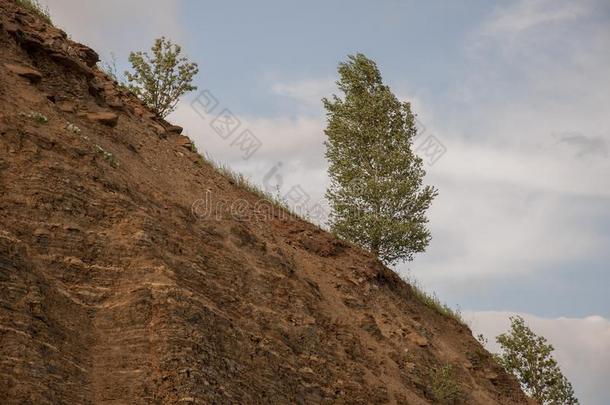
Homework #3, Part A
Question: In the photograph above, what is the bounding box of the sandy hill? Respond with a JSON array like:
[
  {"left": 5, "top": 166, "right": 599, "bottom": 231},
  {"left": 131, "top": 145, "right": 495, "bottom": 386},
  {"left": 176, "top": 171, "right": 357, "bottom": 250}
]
[{"left": 0, "top": 1, "right": 531, "bottom": 404}]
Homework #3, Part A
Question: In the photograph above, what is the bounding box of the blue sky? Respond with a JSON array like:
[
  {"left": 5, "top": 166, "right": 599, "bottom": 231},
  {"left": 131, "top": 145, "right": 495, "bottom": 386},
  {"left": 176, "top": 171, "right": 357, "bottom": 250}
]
[
  {"left": 173, "top": 0, "right": 490, "bottom": 114},
  {"left": 44, "top": 1, "right": 610, "bottom": 403}
]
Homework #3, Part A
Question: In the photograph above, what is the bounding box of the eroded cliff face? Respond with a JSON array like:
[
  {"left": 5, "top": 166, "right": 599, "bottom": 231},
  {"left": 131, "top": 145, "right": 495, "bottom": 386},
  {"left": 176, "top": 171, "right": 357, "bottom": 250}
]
[{"left": 0, "top": 1, "right": 530, "bottom": 403}]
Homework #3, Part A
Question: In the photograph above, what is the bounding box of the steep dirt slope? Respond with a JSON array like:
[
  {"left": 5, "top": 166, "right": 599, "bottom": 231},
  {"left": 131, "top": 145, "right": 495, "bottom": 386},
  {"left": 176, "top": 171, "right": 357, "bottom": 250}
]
[{"left": 0, "top": 1, "right": 530, "bottom": 404}]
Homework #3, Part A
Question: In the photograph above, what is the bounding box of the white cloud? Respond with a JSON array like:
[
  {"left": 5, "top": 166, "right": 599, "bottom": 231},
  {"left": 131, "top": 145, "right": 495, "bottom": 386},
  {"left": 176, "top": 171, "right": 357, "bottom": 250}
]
[
  {"left": 406, "top": 178, "right": 608, "bottom": 282},
  {"left": 404, "top": 0, "right": 610, "bottom": 280},
  {"left": 433, "top": 139, "right": 610, "bottom": 198},
  {"left": 484, "top": 0, "right": 589, "bottom": 35},
  {"left": 553, "top": 132, "right": 609, "bottom": 159},
  {"left": 270, "top": 77, "right": 336, "bottom": 108},
  {"left": 465, "top": 311, "right": 610, "bottom": 405},
  {"left": 171, "top": 99, "right": 326, "bottom": 168}
]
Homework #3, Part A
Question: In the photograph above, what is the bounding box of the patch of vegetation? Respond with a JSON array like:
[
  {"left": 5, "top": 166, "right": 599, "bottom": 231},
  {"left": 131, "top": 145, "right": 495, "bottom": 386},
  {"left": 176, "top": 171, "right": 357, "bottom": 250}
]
[
  {"left": 16, "top": 0, "right": 52, "bottom": 24},
  {"left": 200, "top": 153, "right": 300, "bottom": 218},
  {"left": 188, "top": 140, "right": 198, "bottom": 153},
  {"left": 430, "top": 363, "right": 460, "bottom": 404},
  {"left": 100, "top": 53, "right": 120, "bottom": 82},
  {"left": 323, "top": 53, "right": 437, "bottom": 265},
  {"left": 20, "top": 110, "right": 48, "bottom": 125},
  {"left": 403, "top": 274, "right": 464, "bottom": 324},
  {"left": 195, "top": 154, "right": 205, "bottom": 167},
  {"left": 125, "top": 37, "right": 198, "bottom": 118},
  {"left": 476, "top": 333, "right": 488, "bottom": 345},
  {"left": 99, "top": 53, "right": 130, "bottom": 91},
  {"left": 496, "top": 316, "right": 579, "bottom": 404},
  {"left": 94, "top": 145, "right": 118, "bottom": 168},
  {"left": 66, "top": 123, "right": 81, "bottom": 134}
]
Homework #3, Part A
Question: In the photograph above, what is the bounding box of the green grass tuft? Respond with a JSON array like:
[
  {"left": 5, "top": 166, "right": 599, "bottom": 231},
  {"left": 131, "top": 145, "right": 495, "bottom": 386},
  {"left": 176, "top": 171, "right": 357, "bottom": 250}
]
[
  {"left": 94, "top": 145, "right": 119, "bottom": 168},
  {"left": 16, "top": 0, "right": 52, "bottom": 24},
  {"left": 19, "top": 110, "right": 48, "bottom": 125},
  {"left": 403, "top": 274, "right": 464, "bottom": 324},
  {"left": 199, "top": 153, "right": 303, "bottom": 219},
  {"left": 431, "top": 363, "right": 461, "bottom": 404}
]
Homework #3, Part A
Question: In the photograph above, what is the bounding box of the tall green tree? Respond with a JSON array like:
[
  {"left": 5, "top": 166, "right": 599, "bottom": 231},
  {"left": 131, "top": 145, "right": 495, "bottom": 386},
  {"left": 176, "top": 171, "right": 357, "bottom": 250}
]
[
  {"left": 323, "top": 53, "right": 437, "bottom": 265},
  {"left": 125, "top": 37, "right": 199, "bottom": 118},
  {"left": 496, "top": 316, "right": 578, "bottom": 404}
]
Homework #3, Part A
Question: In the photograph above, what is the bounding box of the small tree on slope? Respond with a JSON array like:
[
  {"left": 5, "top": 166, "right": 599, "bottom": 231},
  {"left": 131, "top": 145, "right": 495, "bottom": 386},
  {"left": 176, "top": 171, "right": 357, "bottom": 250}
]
[
  {"left": 323, "top": 53, "right": 437, "bottom": 265},
  {"left": 125, "top": 37, "right": 199, "bottom": 118},
  {"left": 496, "top": 316, "right": 578, "bottom": 404}
]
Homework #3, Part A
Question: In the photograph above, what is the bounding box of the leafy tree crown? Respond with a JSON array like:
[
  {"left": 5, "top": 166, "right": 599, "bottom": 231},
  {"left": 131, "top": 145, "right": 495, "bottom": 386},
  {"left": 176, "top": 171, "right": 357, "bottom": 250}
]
[
  {"left": 125, "top": 37, "right": 199, "bottom": 118},
  {"left": 323, "top": 53, "right": 437, "bottom": 265},
  {"left": 496, "top": 316, "right": 578, "bottom": 404}
]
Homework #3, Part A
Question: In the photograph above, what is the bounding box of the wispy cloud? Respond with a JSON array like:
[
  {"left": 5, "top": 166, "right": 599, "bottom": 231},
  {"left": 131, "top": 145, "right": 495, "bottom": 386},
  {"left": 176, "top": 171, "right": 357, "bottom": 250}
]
[
  {"left": 403, "top": 0, "right": 610, "bottom": 282},
  {"left": 483, "top": 0, "right": 589, "bottom": 35},
  {"left": 270, "top": 77, "right": 336, "bottom": 109},
  {"left": 553, "top": 131, "right": 609, "bottom": 158}
]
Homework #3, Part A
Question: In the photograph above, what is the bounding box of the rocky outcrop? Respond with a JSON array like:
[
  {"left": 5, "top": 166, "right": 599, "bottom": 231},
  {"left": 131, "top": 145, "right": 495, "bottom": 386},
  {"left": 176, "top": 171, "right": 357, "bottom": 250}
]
[
  {"left": 4, "top": 63, "right": 42, "bottom": 82},
  {"left": 165, "top": 124, "right": 183, "bottom": 135},
  {"left": 86, "top": 111, "right": 119, "bottom": 127}
]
